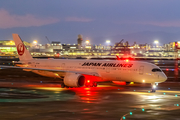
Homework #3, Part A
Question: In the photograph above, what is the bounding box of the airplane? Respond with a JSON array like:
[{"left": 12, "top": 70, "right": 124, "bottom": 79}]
[{"left": 0, "top": 34, "right": 167, "bottom": 92}]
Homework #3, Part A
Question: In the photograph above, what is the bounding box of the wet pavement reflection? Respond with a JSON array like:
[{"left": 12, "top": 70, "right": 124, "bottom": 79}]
[{"left": 0, "top": 84, "right": 179, "bottom": 119}]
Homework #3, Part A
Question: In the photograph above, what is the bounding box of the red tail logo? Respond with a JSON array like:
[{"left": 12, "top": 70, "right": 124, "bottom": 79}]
[{"left": 17, "top": 43, "right": 25, "bottom": 56}]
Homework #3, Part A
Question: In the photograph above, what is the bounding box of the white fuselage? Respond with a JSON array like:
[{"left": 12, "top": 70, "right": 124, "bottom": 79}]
[{"left": 22, "top": 59, "right": 167, "bottom": 84}]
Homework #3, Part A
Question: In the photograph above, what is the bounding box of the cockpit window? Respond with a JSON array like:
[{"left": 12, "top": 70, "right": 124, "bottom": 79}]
[{"left": 152, "top": 68, "right": 162, "bottom": 72}]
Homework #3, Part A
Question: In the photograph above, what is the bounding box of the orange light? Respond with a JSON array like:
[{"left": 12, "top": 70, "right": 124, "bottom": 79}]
[
  {"left": 87, "top": 80, "right": 90, "bottom": 83},
  {"left": 125, "top": 59, "right": 129, "bottom": 62},
  {"left": 112, "top": 81, "right": 126, "bottom": 85}
]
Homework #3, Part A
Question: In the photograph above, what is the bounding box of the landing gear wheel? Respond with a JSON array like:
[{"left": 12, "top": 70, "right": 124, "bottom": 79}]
[
  {"left": 151, "top": 88, "right": 156, "bottom": 92},
  {"left": 151, "top": 83, "right": 157, "bottom": 93},
  {"left": 90, "top": 83, "right": 93, "bottom": 87},
  {"left": 93, "top": 82, "right": 97, "bottom": 87},
  {"left": 61, "top": 83, "right": 65, "bottom": 88}
]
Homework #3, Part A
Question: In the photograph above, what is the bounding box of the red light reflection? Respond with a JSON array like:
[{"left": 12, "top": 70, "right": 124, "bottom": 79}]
[
  {"left": 112, "top": 81, "right": 126, "bottom": 85},
  {"left": 70, "top": 87, "right": 99, "bottom": 103}
]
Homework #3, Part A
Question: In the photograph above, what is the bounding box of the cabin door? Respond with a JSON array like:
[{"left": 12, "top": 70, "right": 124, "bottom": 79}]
[{"left": 139, "top": 66, "right": 144, "bottom": 75}]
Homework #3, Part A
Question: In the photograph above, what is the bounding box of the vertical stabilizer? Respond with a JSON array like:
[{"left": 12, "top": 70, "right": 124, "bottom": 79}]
[{"left": 12, "top": 34, "right": 33, "bottom": 61}]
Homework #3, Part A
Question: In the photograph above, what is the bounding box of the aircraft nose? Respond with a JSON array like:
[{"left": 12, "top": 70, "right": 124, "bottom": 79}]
[{"left": 159, "top": 73, "right": 167, "bottom": 82}]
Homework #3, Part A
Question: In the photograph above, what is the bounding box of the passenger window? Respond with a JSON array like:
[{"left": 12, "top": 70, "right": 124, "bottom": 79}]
[{"left": 152, "top": 68, "right": 162, "bottom": 72}]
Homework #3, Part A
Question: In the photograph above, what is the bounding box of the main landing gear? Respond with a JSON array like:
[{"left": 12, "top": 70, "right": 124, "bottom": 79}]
[
  {"left": 151, "top": 83, "right": 158, "bottom": 92},
  {"left": 61, "top": 83, "right": 66, "bottom": 88},
  {"left": 85, "top": 82, "right": 97, "bottom": 87}
]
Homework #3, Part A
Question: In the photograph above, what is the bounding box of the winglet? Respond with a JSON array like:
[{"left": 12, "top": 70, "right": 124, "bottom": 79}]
[{"left": 12, "top": 34, "right": 33, "bottom": 61}]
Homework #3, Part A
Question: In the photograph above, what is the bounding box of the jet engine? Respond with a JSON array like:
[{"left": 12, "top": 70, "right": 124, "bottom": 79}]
[{"left": 64, "top": 73, "right": 85, "bottom": 87}]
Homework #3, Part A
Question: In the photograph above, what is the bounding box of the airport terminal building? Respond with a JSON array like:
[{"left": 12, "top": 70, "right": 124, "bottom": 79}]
[{"left": 0, "top": 39, "right": 180, "bottom": 58}]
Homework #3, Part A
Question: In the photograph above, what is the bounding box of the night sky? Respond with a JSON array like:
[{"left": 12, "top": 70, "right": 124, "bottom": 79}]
[{"left": 0, "top": 0, "right": 180, "bottom": 45}]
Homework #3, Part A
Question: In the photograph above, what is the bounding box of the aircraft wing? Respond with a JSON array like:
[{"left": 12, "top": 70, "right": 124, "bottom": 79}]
[{"left": 0, "top": 65, "right": 100, "bottom": 77}]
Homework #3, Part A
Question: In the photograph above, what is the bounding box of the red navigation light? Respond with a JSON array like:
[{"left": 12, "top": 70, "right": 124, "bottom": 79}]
[
  {"left": 175, "top": 42, "right": 178, "bottom": 46},
  {"left": 166, "top": 68, "right": 169, "bottom": 71},
  {"left": 175, "top": 42, "right": 178, "bottom": 49}
]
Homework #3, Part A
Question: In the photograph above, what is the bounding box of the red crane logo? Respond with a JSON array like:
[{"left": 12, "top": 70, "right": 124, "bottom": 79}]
[{"left": 17, "top": 43, "right": 25, "bottom": 56}]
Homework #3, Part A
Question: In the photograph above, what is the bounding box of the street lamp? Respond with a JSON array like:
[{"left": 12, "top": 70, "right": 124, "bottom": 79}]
[
  {"left": 86, "top": 40, "right": 90, "bottom": 44},
  {"left": 106, "top": 40, "right": 110, "bottom": 44},
  {"left": 154, "top": 40, "right": 159, "bottom": 47},
  {"left": 33, "top": 40, "right": 37, "bottom": 45},
  {"left": 106, "top": 40, "right": 111, "bottom": 50}
]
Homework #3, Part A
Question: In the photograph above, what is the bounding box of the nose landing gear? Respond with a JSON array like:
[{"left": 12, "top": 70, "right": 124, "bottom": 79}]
[{"left": 151, "top": 83, "right": 158, "bottom": 92}]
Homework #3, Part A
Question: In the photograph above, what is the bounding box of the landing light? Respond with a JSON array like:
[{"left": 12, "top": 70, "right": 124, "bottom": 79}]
[
  {"left": 142, "top": 80, "right": 145, "bottom": 83},
  {"left": 153, "top": 85, "right": 156, "bottom": 88},
  {"left": 125, "top": 59, "right": 129, "bottom": 62},
  {"left": 130, "top": 82, "right": 134, "bottom": 84}
]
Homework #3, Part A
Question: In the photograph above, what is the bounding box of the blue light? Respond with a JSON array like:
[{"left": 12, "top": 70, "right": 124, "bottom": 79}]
[
  {"left": 142, "top": 108, "right": 145, "bottom": 111},
  {"left": 177, "top": 104, "right": 179, "bottom": 106},
  {"left": 123, "top": 116, "right": 126, "bottom": 119},
  {"left": 175, "top": 95, "right": 178, "bottom": 97},
  {"left": 163, "top": 93, "right": 166, "bottom": 95},
  {"left": 168, "top": 88, "right": 170, "bottom": 89},
  {"left": 130, "top": 112, "right": 132, "bottom": 115},
  {"left": 134, "top": 90, "right": 136, "bottom": 91}
]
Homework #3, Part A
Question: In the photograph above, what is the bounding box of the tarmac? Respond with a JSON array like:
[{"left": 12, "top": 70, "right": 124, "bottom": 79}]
[{"left": 0, "top": 79, "right": 179, "bottom": 120}]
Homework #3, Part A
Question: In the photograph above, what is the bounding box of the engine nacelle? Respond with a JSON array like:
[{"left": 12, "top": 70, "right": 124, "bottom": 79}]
[{"left": 64, "top": 73, "right": 85, "bottom": 87}]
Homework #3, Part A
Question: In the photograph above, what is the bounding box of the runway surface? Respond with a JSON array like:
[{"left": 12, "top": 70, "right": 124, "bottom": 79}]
[{"left": 0, "top": 81, "right": 180, "bottom": 120}]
